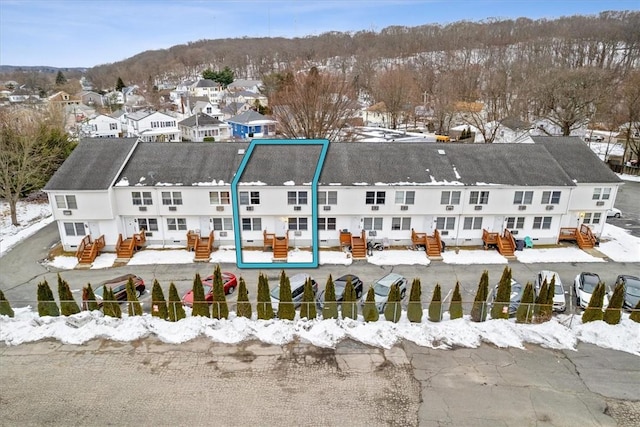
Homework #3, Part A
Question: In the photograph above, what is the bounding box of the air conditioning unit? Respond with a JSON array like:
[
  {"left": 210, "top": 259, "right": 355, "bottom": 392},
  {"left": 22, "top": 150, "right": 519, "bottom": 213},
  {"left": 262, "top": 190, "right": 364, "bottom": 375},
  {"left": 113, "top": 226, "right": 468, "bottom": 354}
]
[
  {"left": 518, "top": 205, "right": 526, "bottom": 211},
  {"left": 511, "top": 230, "right": 518, "bottom": 235},
  {"left": 323, "top": 205, "right": 331, "bottom": 211},
  {"left": 139, "top": 206, "right": 147, "bottom": 212},
  {"left": 294, "top": 231, "right": 302, "bottom": 236},
  {"left": 246, "top": 206, "right": 254, "bottom": 211},
  {"left": 216, "top": 206, "right": 225, "bottom": 212},
  {"left": 445, "top": 205, "right": 454, "bottom": 211},
  {"left": 294, "top": 206, "right": 301, "bottom": 211},
  {"left": 400, "top": 205, "right": 408, "bottom": 211},
  {"left": 474, "top": 205, "right": 482, "bottom": 211},
  {"left": 371, "top": 205, "right": 379, "bottom": 211},
  {"left": 369, "top": 230, "right": 377, "bottom": 237},
  {"left": 545, "top": 205, "right": 554, "bottom": 211},
  {"left": 63, "top": 210, "right": 72, "bottom": 216},
  {"left": 441, "top": 230, "right": 449, "bottom": 236},
  {"left": 168, "top": 206, "right": 177, "bottom": 211},
  {"left": 596, "top": 201, "right": 605, "bottom": 206},
  {"left": 220, "top": 231, "right": 227, "bottom": 237},
  {"left": 145, "top": 232, "right": 153, "bottom": 237}
]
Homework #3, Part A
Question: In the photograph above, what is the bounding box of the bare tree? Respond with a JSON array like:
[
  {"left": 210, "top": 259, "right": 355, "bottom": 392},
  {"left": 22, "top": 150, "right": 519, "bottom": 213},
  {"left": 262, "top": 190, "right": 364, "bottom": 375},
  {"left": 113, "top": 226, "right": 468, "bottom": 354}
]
[
  {"left": 617, "top": 71, "right": 640, "bottom": 163},
  {"left": 0, "top": 106, "right": 73, "bottom": 226},
  {"left": 370, "top": 66, "right": 420, "bottom": 130},
  {"left": 269, "top": 67, "right": 357, "bottom": 142}
]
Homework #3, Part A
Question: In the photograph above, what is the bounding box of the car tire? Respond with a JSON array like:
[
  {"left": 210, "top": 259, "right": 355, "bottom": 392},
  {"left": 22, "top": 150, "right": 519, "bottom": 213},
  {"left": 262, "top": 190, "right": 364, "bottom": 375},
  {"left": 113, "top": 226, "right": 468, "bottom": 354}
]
[
  {"left": 615, "top": 213, "right": 621, "bottom": 218},
  {"left": 227, "top": 286, "right": 236, "bottom": 295}
]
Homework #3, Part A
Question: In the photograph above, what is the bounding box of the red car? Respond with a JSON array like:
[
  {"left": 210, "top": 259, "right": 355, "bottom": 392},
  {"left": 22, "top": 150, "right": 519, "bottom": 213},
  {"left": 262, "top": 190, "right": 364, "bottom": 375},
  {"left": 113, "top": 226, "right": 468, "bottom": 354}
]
[{"left": 181, "top": 272, "right": 238, "bottom": 307}]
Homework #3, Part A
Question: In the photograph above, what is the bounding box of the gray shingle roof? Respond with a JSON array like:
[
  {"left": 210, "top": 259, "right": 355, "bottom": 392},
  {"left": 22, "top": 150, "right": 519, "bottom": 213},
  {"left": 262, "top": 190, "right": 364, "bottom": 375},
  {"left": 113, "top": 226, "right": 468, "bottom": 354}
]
[
  {"left": 178, "top": 113, "right": 224, "bottom": 127},
  {"left": 227, "top": 110, "right": 271, "bottom": 124},
  {"left": 239, "top": 144, "right": 323, "bottom": 185},
  {"left": 44, "top": 138, "right": 138, "bottom": 191}
]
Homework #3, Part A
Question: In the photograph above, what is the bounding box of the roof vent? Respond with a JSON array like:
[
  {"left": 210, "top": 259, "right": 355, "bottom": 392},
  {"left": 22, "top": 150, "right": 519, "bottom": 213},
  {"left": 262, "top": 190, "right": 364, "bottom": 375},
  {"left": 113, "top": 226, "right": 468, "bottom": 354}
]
[
  {"left": 438, "top": 149, "right": 446, "bottom": 155},
  {"left": 238, "top": 149, "right": 245, "bottom": 155}
]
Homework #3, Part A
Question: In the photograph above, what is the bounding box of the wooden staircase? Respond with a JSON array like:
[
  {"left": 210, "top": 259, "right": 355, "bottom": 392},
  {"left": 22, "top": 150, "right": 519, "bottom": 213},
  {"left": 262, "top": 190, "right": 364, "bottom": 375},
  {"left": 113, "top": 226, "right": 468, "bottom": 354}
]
[
  {"left": 272, "top": 231, "right": 289, "bottom": 260},
  {"left": 411, "top": 228, "right": 441, "bottom": 257},
  {"left": 558, "top": 225, "right": 597, "bottom": 249},
  {"left": 351, "top": 230, "right": 367, "bottom": 259},
  {"left": 75, "top": 235, "right": 105, "bottom": 265},
  {"left": 116, "top": 229, "right": 146, "bottom": 260},
  {"left": 194, "top": 231, "right": 214, "bottom": 261},
  {"left": 483, "top": 228, "right": 515, "bottom": 257}
]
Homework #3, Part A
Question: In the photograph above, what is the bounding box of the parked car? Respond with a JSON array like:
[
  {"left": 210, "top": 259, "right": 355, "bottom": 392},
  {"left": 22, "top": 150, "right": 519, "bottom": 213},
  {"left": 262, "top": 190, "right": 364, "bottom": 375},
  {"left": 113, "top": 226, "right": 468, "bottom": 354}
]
[
  {"left": 315, "top": 274, "right": 364, "bottom": 310},
  {"left": 489, "top": 279, "right": 526, "bottom": 317},
  {"left": 614, "top": 275, "right": 640, "bottom": 311},
  {"left": 362, "top": 273, "right": 408, "bottom": 313},
  {"left": 573, "top": 272, "right": 609, "bottom": 309},
  {"left": 270, "top": 273, "right": 318, "bottom": 311},
  {"left": 606, "top": 207, "right": 622, "bottom": 218},
  {"left": 181, "top": 272, "right": 238, "bottom": 307},
  {"left": 92, "top": 274, "right": 145, "bottom": 308},
  {"left": 534, "top": 270, "right": 566, "bottom": 312}
]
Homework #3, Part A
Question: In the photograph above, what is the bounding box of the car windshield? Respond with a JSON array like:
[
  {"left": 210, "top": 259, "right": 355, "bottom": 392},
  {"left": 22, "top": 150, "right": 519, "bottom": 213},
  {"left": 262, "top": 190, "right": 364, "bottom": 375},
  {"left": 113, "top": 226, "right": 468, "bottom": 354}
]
[
  {"left": 333, "top": 283, "right": 346, "bottom": 296},
  {"left": 554, "top": 284, "right": 564, "bottom": 295},
  {"left": 373, "top": 283, "right": 390, "bottom": 296},
  {"left": 93, "top": 286, "right": 105, "bottom": 299},
  {"left": 582, "top": 275, "right": 600, "bottom": 293},
  {"left": 270, "top": 286, "right": 280, "bottom": 300},
  {"left": 625, "top": 280, "right": 640, "bottom": 297}
]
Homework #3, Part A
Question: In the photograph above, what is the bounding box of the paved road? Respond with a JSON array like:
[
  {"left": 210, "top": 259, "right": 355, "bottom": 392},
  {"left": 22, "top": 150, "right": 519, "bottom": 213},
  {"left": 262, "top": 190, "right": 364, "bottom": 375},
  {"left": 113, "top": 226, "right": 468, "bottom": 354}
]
[{"left": 609, "top": 180, "right": 640, "bottom": 238}]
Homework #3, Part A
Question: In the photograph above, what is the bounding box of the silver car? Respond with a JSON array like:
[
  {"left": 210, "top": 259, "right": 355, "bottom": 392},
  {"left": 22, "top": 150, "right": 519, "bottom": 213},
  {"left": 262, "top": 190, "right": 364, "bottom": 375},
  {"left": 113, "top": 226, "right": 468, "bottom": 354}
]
[
  {"left": 270, "top": 273, "right": 318, "bottom": 310},
  {"left": 364, "top": 273, "right": 408, "bottom": 313}
]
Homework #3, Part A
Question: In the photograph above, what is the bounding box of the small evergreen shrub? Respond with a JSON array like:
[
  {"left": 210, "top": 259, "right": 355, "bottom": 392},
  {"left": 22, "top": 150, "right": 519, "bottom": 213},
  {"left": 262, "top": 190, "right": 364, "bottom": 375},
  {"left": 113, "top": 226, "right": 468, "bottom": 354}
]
[
  {"left": 0, "top": 289, "right": 15, "bottom": 317},
  {"left": 37, "top": 280, "right": 59, "bottom": 317},
  {"left": 582, "top": 282, "right": 606, "bottom": 323},
  {"left": 167, "top": 282, "right": 186, "bottom": 321},
  {"left": 277, "top": 271, "right": 295, "bottom": 321},
  {"left": 126, "top": 277, "right": 143, "bottom": 316},
  {"left": 299, "top": 277, "right": 317, "bottom": 320},
  {"left": 534, "top": 278, "right": 548, "bottom": 319},
  {"left": 151, "top": 279, "right": 168, "bottom": 320},
  {"left": 322, "top": 274, "right": 338, "bottom": 320},
  {"left": 516, "top": 282, "right": 535, "bottom": 324},
  {"left": 211, "top": 265, "right": 229, "bottom": 320},
  {"left": 428, "top": 283, "right": 442, "bottom": 322},
  {"left": 362, "top": 287, "right": 379, "bottom": 322},
  {"left": 407, "top": 278, "right": 422, "bottom": 323},
  {"left": 191, "top": 273, "right": 210, "bottom": 318},
  {"left": 491, "top": 266, "right": 511, "bottom": 320},
  {"left": 341, "top": 277, "right": 357, "bottom": 320},
  {"left": 470, "top": 271, "right": 489, "bottom": 322},
  {"left": 384, "top": 284, "right": 401, "bottom": 323},
  {"left": 236, "top": 277, "right": 252, "bottom": 319},
  {"left": 257, "top": 274, "right": 274, "bottom": 320},
  {"left": 603, "top": 283, "right": 624, "bottom": 325},
  {"left": 82, "top": 284, "right": 99, "bottom": 311},
  {"left": 449, "top": 282, "right": 463, "bottom": 320},
  {"left": 103, "top": 287, "right": 121, "bottom": 318},
  {"left": 57, "top": 274, "right": 80, "bottom": 316},
  {"left": 630, "top": 300, "right": 640, "bottom": 323},
  {"left": 543, "top": 275, "right": 556, "bottom": 321}
]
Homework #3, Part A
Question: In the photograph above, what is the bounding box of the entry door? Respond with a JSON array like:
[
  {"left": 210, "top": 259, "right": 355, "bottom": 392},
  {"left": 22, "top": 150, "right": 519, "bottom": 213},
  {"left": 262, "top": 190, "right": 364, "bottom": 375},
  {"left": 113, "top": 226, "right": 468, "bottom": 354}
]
[
  {"left": 200, "top": 217, "right": 210, "bottom": 234},
  {"left": 493, "top": 216, "right": 504, "bottom": 233},
  {"left": 423, "top": 216, "right": 433, "bottom": 232},
  {"left": 88, "top": 222, "right": 100, "bottom": 238},
  {"left": 124, "top": 217, "right": 137, "bottom": 236}
]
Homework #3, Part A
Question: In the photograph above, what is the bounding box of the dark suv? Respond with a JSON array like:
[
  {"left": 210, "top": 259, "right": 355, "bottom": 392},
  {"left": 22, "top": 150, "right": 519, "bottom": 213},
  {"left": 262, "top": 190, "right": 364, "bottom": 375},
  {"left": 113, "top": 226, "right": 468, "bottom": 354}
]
[{"left": 91, "top": 274, "right": 145, "bottom": 308}]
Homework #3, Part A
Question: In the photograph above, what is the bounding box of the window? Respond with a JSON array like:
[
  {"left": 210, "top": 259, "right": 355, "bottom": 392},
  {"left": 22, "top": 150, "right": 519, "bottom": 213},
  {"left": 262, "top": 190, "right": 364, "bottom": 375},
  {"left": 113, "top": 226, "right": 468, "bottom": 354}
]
[
  {"left": 63, "top": 222, "right": 85, "bottom": 236},
  {"left": 212, "top": 218, "right": 233, "bottom": 230},
  {"left": 288, "top": 217, "right": 308, "bottom": 231},
  {"left": 287, "top": 191, "right": 308, "bottom": 205},
  {"left": 592, "top": 188, "right": 611, "bottom": 200},
  {"left": 167, "top": 218, "right": 187, "bottom": 231},
  {"left": 365, "top": 191, "right": 385, "bottom": 205},
  {"left": 395, "top": 191, "right": 415, "bottom": 205},
  {"left": 583, "top": 213, "right": 602, "bottom": 225},
  {"left": 513, "top": 191, "right": 533, "bottom": 205},
  {"left": 209, "top": 191, "right": 230, "bottom": 205},
  {"left": 162, "top": 191, "right": 183, "bottom": 205},
  {"left": 318, "top": 191, "right": 337, "bottom": 205},
  {"left": 469, "top": 191, "right": 489, "bottom": 205},
  {"left": 137, "top": 218, "right": 158, "bottom": 231},
  {"left": 440, "top": 191, "right": 461, "bottom": 205},
  {"left": 132, "top": 191, "right": 152, "bottom": 206},
  {"left": 318, "top": 217, "right": 336, "bottom": 230},
  {"left": 435, "top": 217, "right": 456, "bottom": 230},
  {"left": 506, "top": 217, "right": 525, "bottom": 229},
  {"left": 463, "top": 217, "right": 483, "bottom": 230},
  {"left": 541, "top": 191, "right": 561, "bottom": 204},
  {"left": 109, "top": 123, "right": 118, "bottom": 130},
  {"left": 239, "top": 191, "right": 260, "bottom": 205},
  {"left": 241, "top": 218, "right": 262, "bottom": 231},
  {"left": 55, "top": 195, "right": 77, "bottom": 209},
  {"left": 533, "top": 216, "right": 552, "bottom": 229},
  {"left": 363, "top": 217, "right": 383, "bottom": 230},
  {"left": 391, "top": 217, "right": 411, "bottom": 230}
]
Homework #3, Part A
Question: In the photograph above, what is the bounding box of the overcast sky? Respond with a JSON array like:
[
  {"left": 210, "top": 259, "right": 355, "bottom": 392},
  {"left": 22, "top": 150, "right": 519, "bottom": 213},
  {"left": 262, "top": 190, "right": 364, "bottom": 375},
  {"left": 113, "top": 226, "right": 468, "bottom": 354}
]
[{"left": 1, "top": 0, "right": 637, "bottom": 68}]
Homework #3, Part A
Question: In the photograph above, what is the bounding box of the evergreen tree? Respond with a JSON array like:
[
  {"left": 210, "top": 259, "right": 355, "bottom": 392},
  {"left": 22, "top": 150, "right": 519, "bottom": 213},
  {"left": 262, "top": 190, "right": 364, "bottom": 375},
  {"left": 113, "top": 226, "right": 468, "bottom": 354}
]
[
  {"left": 82, "top": 284, "right": 99, "bottom": 311},
  {"left": 37, "top": 280, "right": 59, "bottom": 317},
  {"left": 167, "top": 283, "right": 186, "bottom": 322},
  {"left": 534, "top": 278, "right": 549, "bottom": 318},
  {"left": 544, "top": 275, "right": 556, "bottom": 320},
  {"left": 341, "top": 277, "right": 357, "bottom": 320},
  {"left": 449, "top": 281, "right": 463, "bottom": 320},
  {"left": 299, "top": 277, "right": 317, "bottom": 320},
  {"left": 151, "top": 279, "right": 168, "bottom": 320},
  {"left": 57, "top": 274, "right": 80, "bottom": 316},
  {"left": 516, "top": 282, "right": 535, "bottom": 324},
  {"left": 428, "top": 284, "right": 442, "bottom": 322},
  {"left": 236, "top": 277, "right": 252, "bottom": 319},
  {"left": 110, "top": 288, "right": 122, "bottom": 318},
  {"left": 277, "top": 271, "right": 295, "bottom": 320},
  {"left": 384, "top": 284, "right": 401, "bottom": 323},
  {"left": 582, "top": 282, "right": 606, "bottom": 323},
  {"left": 101, "top": 286, "right": 113, "bottom": 317},
  {"left": 362, "top": 287, "right": 379, "bottom": 322},
  {"left": 470, "top": 271, "right": 489, "bottom": 322},
  {"left": 257, "top": 274, "right": 274, "bottom": 320},
  {"left": 211, "top": 265, "right": 229, "bottom": 320},
  {"left": 0, "top": 289, "right": 15, "bottom": 317},
  {"left": 322, "top": 274, "right": 338, "bottom": 319},
  {"left": 407, "top": 278, "right": 422, "bottom": 323},
  {"left": 191, "top": 273, "right": 209, "bottom": 318},
  {"left": 630, "top": 300, "right": 640, "bottom": 323},
  {"left": 603, "top": 283, "right": 624, "bottom": 325},
  {"left": 55, "top": 71, "right": 67, "bottom": 86},
  {"left": 491, "top": 266, "right": 511, "bottom": 320},
  {"left": 125, "top": 277, "right": 143, "bottom": 316},
  {"left": 115, "top": 77, "right": 125, "bottom": 91}
]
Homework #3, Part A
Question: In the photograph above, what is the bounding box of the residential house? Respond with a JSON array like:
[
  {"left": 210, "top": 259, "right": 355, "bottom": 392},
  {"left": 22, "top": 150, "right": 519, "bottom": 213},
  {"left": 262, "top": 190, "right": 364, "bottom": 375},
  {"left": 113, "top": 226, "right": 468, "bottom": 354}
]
[
  {"left": 362, "top": 102, "right": 390, "bottom": 127},
  {"left": 190, "top": 79, "right": 224, "bottom": 103},
  {"left": 104, "top": 90, "right": 125, "bottom": 106},
  {"left": 225, "top": 90, "right": 268, "bottom": 108},
  {"left": 125, "top": 110, "right": 180, "bottom": 142},
  {"left": 221, "top": 101, "right": 252, "bottom": 119},
  {"left": 191, "top": 100, "right": 224, "bottom": 120},
  {"left": 227, "top": 79, "right": 262, "bottom": 93},
  {"left": 178, "top": 113, "right": 231, "bottom": 142},
  {"left": 8, "top": 88, "right": 32, "bottom": 103},
  {"left": 170, "top": 80, "right": 195, "bottom": 102},
  {"left": 85, "top": 114, "right": 121, "bottom": 138},
  {"left": 226, "top": 110, "right": 277, "bottom": 140},
  {"left": 79, "top": 91, "right": 104, "bottom": 107},
  {"left": 48, "top": 91, "right": 80, "bottom": 107}
]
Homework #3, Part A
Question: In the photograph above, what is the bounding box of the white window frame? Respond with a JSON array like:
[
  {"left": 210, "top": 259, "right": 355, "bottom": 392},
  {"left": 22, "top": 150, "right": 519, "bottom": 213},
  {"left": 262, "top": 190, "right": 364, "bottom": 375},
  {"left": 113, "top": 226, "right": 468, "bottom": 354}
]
[
  {"left": 162, "top": 191, "right": 183, "bottom": 205},
  {"left": 365, "top": 191, "right": 385, "bottom": 205},
  {"left": 63, "top": 222, "right": 85, "bottom": 236},
  {"left": 167, "top": 218, "right": 187, "bottom": 231},
  {"left": 435, "top": 217, "right": 456, "bottom": 230},
  {"left": 318, "top": 217, "right": 336, "bottom": 230},
  {"left": 239, "top": 191, "right": 260, "bottom": 205},
  {"left": 533, "top": 216, "right": 552, "bottom": 229},
  {"left": 541, "top": 191, "right": 561, "bottom": 204},
  {"left": 212, "top": 218, "right": 233, "bottom": 230},
  {"left": 318, "top": 191, "right": 337, "bottom": 205},
  {"left": 363, "top": 217, "right": 383, "bottom": 230},
  {"left": 288, "top": 217, "right": 308, "bottom": 231},
  {"left": 394, "top": 191, "right": 415, "bottom": 205},
  {"left": 55, "top": 195, "right": 77, "bottom": 209},
  {"left": 287, "top": 191, "right": 308, "bottom": 205},
  {"left": 469, "top": 191, "right": 489, "bottom": 205},
  {"left": 463, "top": 217, "right": 483, "bottom": 230},
  {"left": 137, "top": 218, "right": 158, "bottom": 232},
  {"left": 440, "top": 191, "right": 461, "bottom": 205},
  {"left": 506, "top": 217, "right": 525, "bottom": 229},
  {"left": 209, "top": 191, "right": 231, "bottom": 205},
  {"left": 241, "top": 217, "right": 262, "bottom": 231},
  {"left": 132, "top": 191, "right": 153, "bottom": 206},
  {"left": 391, "top": 217, "right": 411, "bottom": 230},
  {"left": 513, "top": 191, "right": 533, "bottom": 205}
]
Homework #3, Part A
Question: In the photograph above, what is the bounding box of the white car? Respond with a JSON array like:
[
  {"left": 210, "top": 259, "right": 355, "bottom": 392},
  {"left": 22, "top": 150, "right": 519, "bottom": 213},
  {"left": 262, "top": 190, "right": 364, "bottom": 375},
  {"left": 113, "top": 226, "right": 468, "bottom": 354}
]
[
  {"left": 534, "top": 270, "right": 566, "bottom": 312},
  {"left": 573, "top": 272, "right": 609, "bottom": 309},
  {"left": 606, "top": 207, "right": 621, "bottom": 218}
]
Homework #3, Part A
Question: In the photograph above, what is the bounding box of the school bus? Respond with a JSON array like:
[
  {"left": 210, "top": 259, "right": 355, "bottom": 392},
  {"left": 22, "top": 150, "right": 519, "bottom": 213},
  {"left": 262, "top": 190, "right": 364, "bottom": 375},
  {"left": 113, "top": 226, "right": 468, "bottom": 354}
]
[{"left": 435, "top": 135, "right": 451, "bottom": 142}]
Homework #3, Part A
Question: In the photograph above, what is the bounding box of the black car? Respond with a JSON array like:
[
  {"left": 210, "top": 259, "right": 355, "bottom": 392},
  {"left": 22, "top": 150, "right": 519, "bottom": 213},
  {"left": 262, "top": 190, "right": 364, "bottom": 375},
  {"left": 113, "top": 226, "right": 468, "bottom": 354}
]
[
  {"left": 315, "top": 274, "right": 364, "bottom": 310},
  {"left": 615, "top": 275, "right": 640, "bottom": 310},
  {"left": 91, "top": 274, "right": 145, "bottom": 307},
  {"left": 489, "top": 279, "right": 527, "bottom": 317}
]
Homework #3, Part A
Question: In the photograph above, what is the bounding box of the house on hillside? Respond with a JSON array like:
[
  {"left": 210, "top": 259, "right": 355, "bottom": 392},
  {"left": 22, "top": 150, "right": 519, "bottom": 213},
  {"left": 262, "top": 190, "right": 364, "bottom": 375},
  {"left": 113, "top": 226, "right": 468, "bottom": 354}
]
[
  {"left": 362, "top": 102, "right": 390, "bottom": 127},
  {"left": 85, "top": 114, "right": 121, "bottom": 138},
  {"left": 191, "top": 100, "right": 223, "bottom": 120},
  {"left": 222, "top": 101, "right": 252, "bottom": 119},
  {"left": 226, "top": 110, "right": 277, "bottom": 140},
  {"left": 190, "top": 79, "right": 224, "bottom": 103},
  {"left": 80, "top": 91, "right": 104, "bottom": 107},
  {"left": 125, "top": 110, "right": 180, "bottom": 142},
  {"left": 227, "top": 79, "right": 262, "bottom": 93},
  {"left": 178, "top": 113, "right": 231, "bottom": 142},
  {"left": 225, "top": 90, "right": 268, "bottom": 107},
  {"left": 48, "top": 91, "right": 81, "bottom": 107}
]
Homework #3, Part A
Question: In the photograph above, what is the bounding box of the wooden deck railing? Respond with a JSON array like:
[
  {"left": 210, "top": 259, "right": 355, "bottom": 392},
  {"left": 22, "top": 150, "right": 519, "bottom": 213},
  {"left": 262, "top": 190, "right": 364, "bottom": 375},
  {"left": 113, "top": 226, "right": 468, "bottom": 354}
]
[
  {"left": 263, "top": 230, "right": 276, "bottom": 251},
  {"left": 75, "top": 235, "right": 92, "bottom": 261}
]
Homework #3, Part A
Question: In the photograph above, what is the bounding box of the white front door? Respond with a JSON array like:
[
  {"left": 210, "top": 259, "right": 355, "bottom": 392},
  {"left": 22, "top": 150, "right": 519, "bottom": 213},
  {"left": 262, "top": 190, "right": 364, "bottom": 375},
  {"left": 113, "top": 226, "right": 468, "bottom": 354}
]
[
  {"left": 124, "top": 217, "right": 137, "bottom": 236},
  {"left": 493, "top": 216, "right": 504, "bottom": 233},
  {"left": 88, "top": 222, "right": 100, "bottom": 238},
  {"left": 200, "top": 217, "right": 210, "bottom": 234}
]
